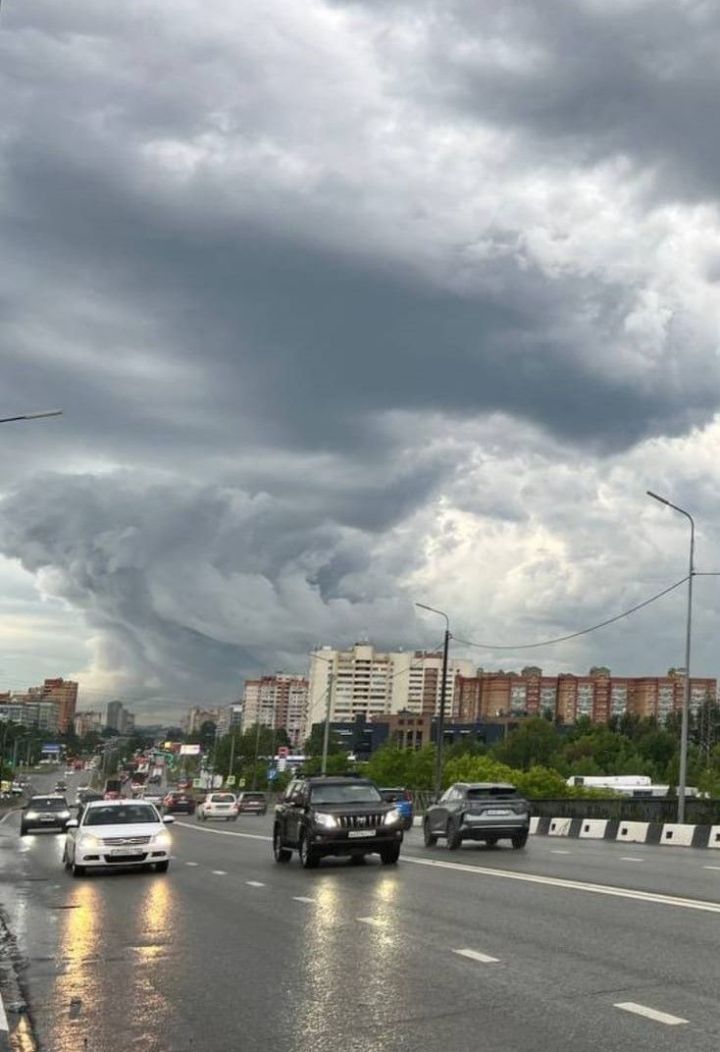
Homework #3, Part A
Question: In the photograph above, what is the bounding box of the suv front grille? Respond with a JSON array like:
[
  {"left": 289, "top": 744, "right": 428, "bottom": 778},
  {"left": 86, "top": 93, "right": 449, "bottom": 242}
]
[
  {"left": 101, "top": 836, "right": 152, "bottom": 846},
  {"left": 336, "top": 813, "right": 384, "bottom": 830}
]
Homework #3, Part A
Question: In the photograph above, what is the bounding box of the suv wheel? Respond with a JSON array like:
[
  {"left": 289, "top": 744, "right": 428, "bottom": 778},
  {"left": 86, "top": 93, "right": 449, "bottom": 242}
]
[
  {"left": 380, "top": 843, "right": 401, "bottom": 865},
  {"left": 512, "top": 831, "right": 529, "bottom": 850},
  {"left": 423, "top": 820, "right": 438, "bottom": 847},
  {"left": 299, "top": 831, "right": 319, "bottom": 869},
  {"left": 447, "top": 821, "right": 463, "bottom": 851},
  {"left": 273, "top": 827, "right": 292, "bottom": 863}
]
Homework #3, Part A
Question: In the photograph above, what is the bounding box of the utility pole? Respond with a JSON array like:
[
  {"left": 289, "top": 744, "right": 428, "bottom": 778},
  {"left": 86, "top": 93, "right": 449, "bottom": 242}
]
[
  {"left": 321, "top": 671, "right": 334, "bottom": 776},
  {"left": 251, "top": 719, "right": 262, "bottom": 790},
  {"left": 227, "top": 731, "right": 236, "bottom": 782},
  {"left": 415, "top": 602, "right": 451, "bottom": 801}
]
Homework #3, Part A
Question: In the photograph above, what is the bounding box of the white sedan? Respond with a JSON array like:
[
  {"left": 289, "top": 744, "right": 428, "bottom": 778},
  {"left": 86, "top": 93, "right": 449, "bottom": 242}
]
[
  {"left": 197, "top": 792, "right": 239, "bottom": 821},
  {"left": 63, "top": 800, "right": 174, "bottom": 877}
]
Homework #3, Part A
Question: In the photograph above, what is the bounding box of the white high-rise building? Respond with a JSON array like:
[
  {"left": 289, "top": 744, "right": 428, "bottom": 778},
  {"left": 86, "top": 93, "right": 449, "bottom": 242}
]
[{"left": 304, "top": 644, "right": 475, "bottom": 739}]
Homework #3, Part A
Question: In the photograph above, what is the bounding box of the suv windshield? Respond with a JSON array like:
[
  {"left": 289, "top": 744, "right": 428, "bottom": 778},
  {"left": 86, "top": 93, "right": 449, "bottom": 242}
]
[
  {"left": 466, "top": 787, "right": 519, "bottom": 799},
  {"left": 30, "top": 798, "right": 67, "bottom": 811},
  {"left": 310, "top": 783, "right": 382, "bottom": 805},
  {"left": 84, "top": 805, "right": 159, "bottom": 826}
]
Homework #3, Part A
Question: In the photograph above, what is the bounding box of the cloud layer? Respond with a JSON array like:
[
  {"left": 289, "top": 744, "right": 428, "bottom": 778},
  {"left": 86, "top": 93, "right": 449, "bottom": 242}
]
[{"left": 1, "top": 0, "right": 720, "bottom": 718}]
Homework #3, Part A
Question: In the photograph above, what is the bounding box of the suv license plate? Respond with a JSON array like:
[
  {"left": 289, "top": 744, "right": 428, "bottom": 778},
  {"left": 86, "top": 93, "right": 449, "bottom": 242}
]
[
  {"left": 485, "top": 809, "right": 511, "bottom": 816},
  {"left": 109, "top": 847, "right": 143, "bottom": 856},
  {"left": 348, "top": 829, "right": 375, "bottom": 838}
]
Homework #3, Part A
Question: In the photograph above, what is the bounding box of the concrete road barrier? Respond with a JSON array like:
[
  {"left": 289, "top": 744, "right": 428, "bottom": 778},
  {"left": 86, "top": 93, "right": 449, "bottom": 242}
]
[{"left": 531, "top": 815, "right": 720, "bottom": 849}]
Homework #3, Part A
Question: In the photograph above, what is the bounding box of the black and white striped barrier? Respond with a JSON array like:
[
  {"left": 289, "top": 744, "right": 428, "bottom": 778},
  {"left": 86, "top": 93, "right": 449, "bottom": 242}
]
[{"left": 530, "top": 815, "right": 720, "bottom": 849}]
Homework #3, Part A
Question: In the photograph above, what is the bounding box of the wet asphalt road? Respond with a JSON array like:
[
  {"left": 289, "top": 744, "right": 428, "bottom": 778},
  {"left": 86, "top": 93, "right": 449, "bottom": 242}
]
[{"left": 3, "top": 774, "right": 720, "bottom": 1051}]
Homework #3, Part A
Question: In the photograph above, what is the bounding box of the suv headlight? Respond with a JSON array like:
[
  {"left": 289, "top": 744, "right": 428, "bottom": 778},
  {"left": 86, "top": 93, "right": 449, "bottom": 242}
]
[
  {"left": 314, "top": 812, "right": 338, "bottom": 829},
  {"left": 383, "top": 809, "right": 403, "bottom": 826}
]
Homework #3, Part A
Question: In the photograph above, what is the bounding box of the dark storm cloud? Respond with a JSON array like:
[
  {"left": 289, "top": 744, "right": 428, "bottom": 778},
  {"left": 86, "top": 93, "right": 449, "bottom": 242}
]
[{"left": 1, "top": 0, "right": 720, "bottom": 704}]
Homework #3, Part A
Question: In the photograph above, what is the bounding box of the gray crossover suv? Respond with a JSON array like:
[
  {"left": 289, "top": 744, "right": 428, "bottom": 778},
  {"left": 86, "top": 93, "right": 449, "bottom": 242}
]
[{"left": 423, "top": 782, "right": 530, "bottom": 850}]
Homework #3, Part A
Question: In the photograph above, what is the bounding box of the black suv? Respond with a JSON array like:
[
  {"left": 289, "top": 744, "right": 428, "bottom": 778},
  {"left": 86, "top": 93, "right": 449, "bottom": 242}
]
[{"left": 273, "top": 776, "right": 404, "bottom": 868}]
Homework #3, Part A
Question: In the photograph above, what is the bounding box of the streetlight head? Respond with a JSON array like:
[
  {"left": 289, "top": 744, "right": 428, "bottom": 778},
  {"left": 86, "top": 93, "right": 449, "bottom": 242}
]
[{"left": 647, "top": 490, "right": 671, "bottom": 507}]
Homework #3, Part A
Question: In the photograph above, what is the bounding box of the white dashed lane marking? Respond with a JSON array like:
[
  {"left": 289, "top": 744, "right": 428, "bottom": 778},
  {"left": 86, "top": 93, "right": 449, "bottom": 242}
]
[
  {"left": 614, "top": 1002, "right": 687, "bottom": 1026},
  {"left": 550, "top": 850, "right": 571, "bottom": 855},
  {"left": 211, "top": 870, "right": 227, "bottom": 876},
  {"left": 293, "top": 896, "right": 315, "bottom": 904},
  {"left": 357, "top": 917, "right": 384, "bottom": 928},
  {"left": 453, "top": 948, "right": 500, "bottom": 964},
  {"left": 620, "top": 857, "right": 645, "bottom": 863},
  {"left": 185, "top": 861, "right": 199, "bottom": 867},
  {"left": 246, "top": 880, "right": 265, "bottom": 887}
]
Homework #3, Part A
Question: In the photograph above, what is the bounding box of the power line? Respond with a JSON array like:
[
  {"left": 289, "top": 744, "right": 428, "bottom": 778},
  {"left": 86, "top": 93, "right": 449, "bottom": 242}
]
[{"left": 453, "top": 575, "right": 690, "bottom": 653}]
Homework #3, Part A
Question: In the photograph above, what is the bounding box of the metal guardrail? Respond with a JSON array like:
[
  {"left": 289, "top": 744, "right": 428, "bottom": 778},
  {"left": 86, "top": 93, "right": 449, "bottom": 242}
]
[{"left": 529, "top": 797, "right": 720, "bottom": 824}]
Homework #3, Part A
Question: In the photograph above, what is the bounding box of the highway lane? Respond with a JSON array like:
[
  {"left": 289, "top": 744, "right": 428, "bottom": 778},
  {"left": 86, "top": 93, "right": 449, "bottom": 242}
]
[{"left": 2, "top": 801, "right": 720, "bottom": 1051}]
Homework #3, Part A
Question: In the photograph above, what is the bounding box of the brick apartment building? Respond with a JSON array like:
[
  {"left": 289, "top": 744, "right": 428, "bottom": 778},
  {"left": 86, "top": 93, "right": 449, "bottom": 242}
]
[
  {"left": 243, "top": 674, "right": 309, "bottom": 749},
  {"left": 456, "top": 666, "right": 717, "bottom": 724}
]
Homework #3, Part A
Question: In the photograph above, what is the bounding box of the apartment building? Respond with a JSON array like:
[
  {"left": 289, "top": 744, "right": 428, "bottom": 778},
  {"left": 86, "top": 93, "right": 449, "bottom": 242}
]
[
  {"left": 242, "top": 675, "right": 308, "bottom": 748},
  {"left": 216, "top": 703, "right": 244, "bottom": 738},
  {"left": 73, "top": 711, "right": 103, "bottom": 737},
  {"left": 0, "top": 699, "right": 60, "bottom": 733},
  {"left": 106, "top": 700, "right": 136, "bottom": 735},
  {"left": 305, "top": 644, "right": 475, "bottom": 739},
  {"left": 456, "top": 666, "right": 717, "bottom": 724}
]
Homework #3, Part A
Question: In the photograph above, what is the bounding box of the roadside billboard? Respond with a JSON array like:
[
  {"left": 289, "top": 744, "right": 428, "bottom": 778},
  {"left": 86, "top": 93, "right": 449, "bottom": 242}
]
[{"left": 179, "top": 744, "right": 201, "bottom": 756}]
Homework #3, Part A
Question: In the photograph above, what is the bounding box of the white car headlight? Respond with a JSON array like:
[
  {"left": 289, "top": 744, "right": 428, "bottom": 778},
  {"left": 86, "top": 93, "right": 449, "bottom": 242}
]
[
  {"left": 314, "top": 812, "right": 338, "bottom": 829},
  {"left": 153, "top": 830, "right": 172, "bottom": 846},
  {"left": 79, "top": 834, "right": 101, "bottom": 850},
  {"left": 383, "top": 808, "right": 403, "bottom": 826}
]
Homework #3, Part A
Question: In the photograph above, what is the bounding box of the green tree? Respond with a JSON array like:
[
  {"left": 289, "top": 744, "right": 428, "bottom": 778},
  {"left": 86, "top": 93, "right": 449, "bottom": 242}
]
[{"left": 492, "top": 718, "right": 561, "bottom": 770}]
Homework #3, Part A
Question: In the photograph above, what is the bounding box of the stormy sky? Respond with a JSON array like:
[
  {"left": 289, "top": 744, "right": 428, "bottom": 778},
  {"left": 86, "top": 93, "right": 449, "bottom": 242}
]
[{"left": 2, "top": 0, "right": 720, "bottom": 722}]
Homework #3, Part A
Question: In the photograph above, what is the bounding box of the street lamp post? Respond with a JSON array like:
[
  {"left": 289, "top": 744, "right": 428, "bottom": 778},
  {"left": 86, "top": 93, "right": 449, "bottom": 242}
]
[
  {"left": 647, "top": 490, "right": 695, "bottom": 823},
  {"left": 416, "top": 603, "right": 451, "bottom": 801}
]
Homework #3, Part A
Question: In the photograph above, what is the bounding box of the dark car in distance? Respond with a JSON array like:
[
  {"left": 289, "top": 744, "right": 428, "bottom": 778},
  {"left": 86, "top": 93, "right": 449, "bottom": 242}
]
[
  {"left": 423, "top": 782, "right": 530, "bottom": 850},
  {"left": 236, "top": 792, "right": 267, "bottom": 816},
  {"left": 21, "top": 795, "right": 72, "bottom": 835},
  {"left": 162, "top": 791, "right": 195, "bottom": 815},
  {"left": 273, "top": 776, "right": 404, "bottom": 869}
]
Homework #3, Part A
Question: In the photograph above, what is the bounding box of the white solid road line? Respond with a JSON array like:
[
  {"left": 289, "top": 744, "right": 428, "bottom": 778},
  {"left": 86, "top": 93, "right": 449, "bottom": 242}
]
[
  {"left": 703, "top": 865, "right": 720, "bottom": 871},
  {"left": 293, "top": 896, "right": 315, "bottom": 904},
  {"left": 246, "top": 880, "right": 265, "bottom": 887},
  {"left": 403, "top": 855, "right": 720, "bottom": 914},
  {"left": 174, "top": 821, "right": 270, "bottom": 843},
  {"left": 211, "top": 870, "right": 227, "bottom": 876},
  {"left": 0, "top": 809, "right": 20, "bottom": 826},
  {"left": 453, "top": 948, "right": 500, "bottom": 964},
  {"left": 614, "top": 1002, "right": 688, "bottom": 1026},
  {"left": 357, "top": 917, "right": 384, "bottom": 927}
]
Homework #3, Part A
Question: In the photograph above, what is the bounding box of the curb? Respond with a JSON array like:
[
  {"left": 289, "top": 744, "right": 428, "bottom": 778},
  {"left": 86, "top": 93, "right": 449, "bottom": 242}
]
[{"left": 531, "top": 816, "right": 720, "bottom": 849}]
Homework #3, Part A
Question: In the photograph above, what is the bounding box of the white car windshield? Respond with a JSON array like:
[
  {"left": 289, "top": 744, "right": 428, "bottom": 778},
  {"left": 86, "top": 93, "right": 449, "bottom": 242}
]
[{"left": 83, "top": 805, "right": 159, "bottom": 826}]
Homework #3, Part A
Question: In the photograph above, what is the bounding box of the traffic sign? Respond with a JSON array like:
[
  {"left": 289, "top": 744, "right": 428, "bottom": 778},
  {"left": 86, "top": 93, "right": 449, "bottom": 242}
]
[
  {"left": 237, "top": 778, "right": 246, "bottom": 789},
  {"left": 226, "top": 774, "right": 236, "bottom": 786}
]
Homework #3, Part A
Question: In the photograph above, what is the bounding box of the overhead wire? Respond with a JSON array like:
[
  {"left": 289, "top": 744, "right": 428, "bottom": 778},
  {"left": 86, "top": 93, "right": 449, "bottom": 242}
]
[{"left": 452, "top": 574, "right": 690, "bottom": 652}]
